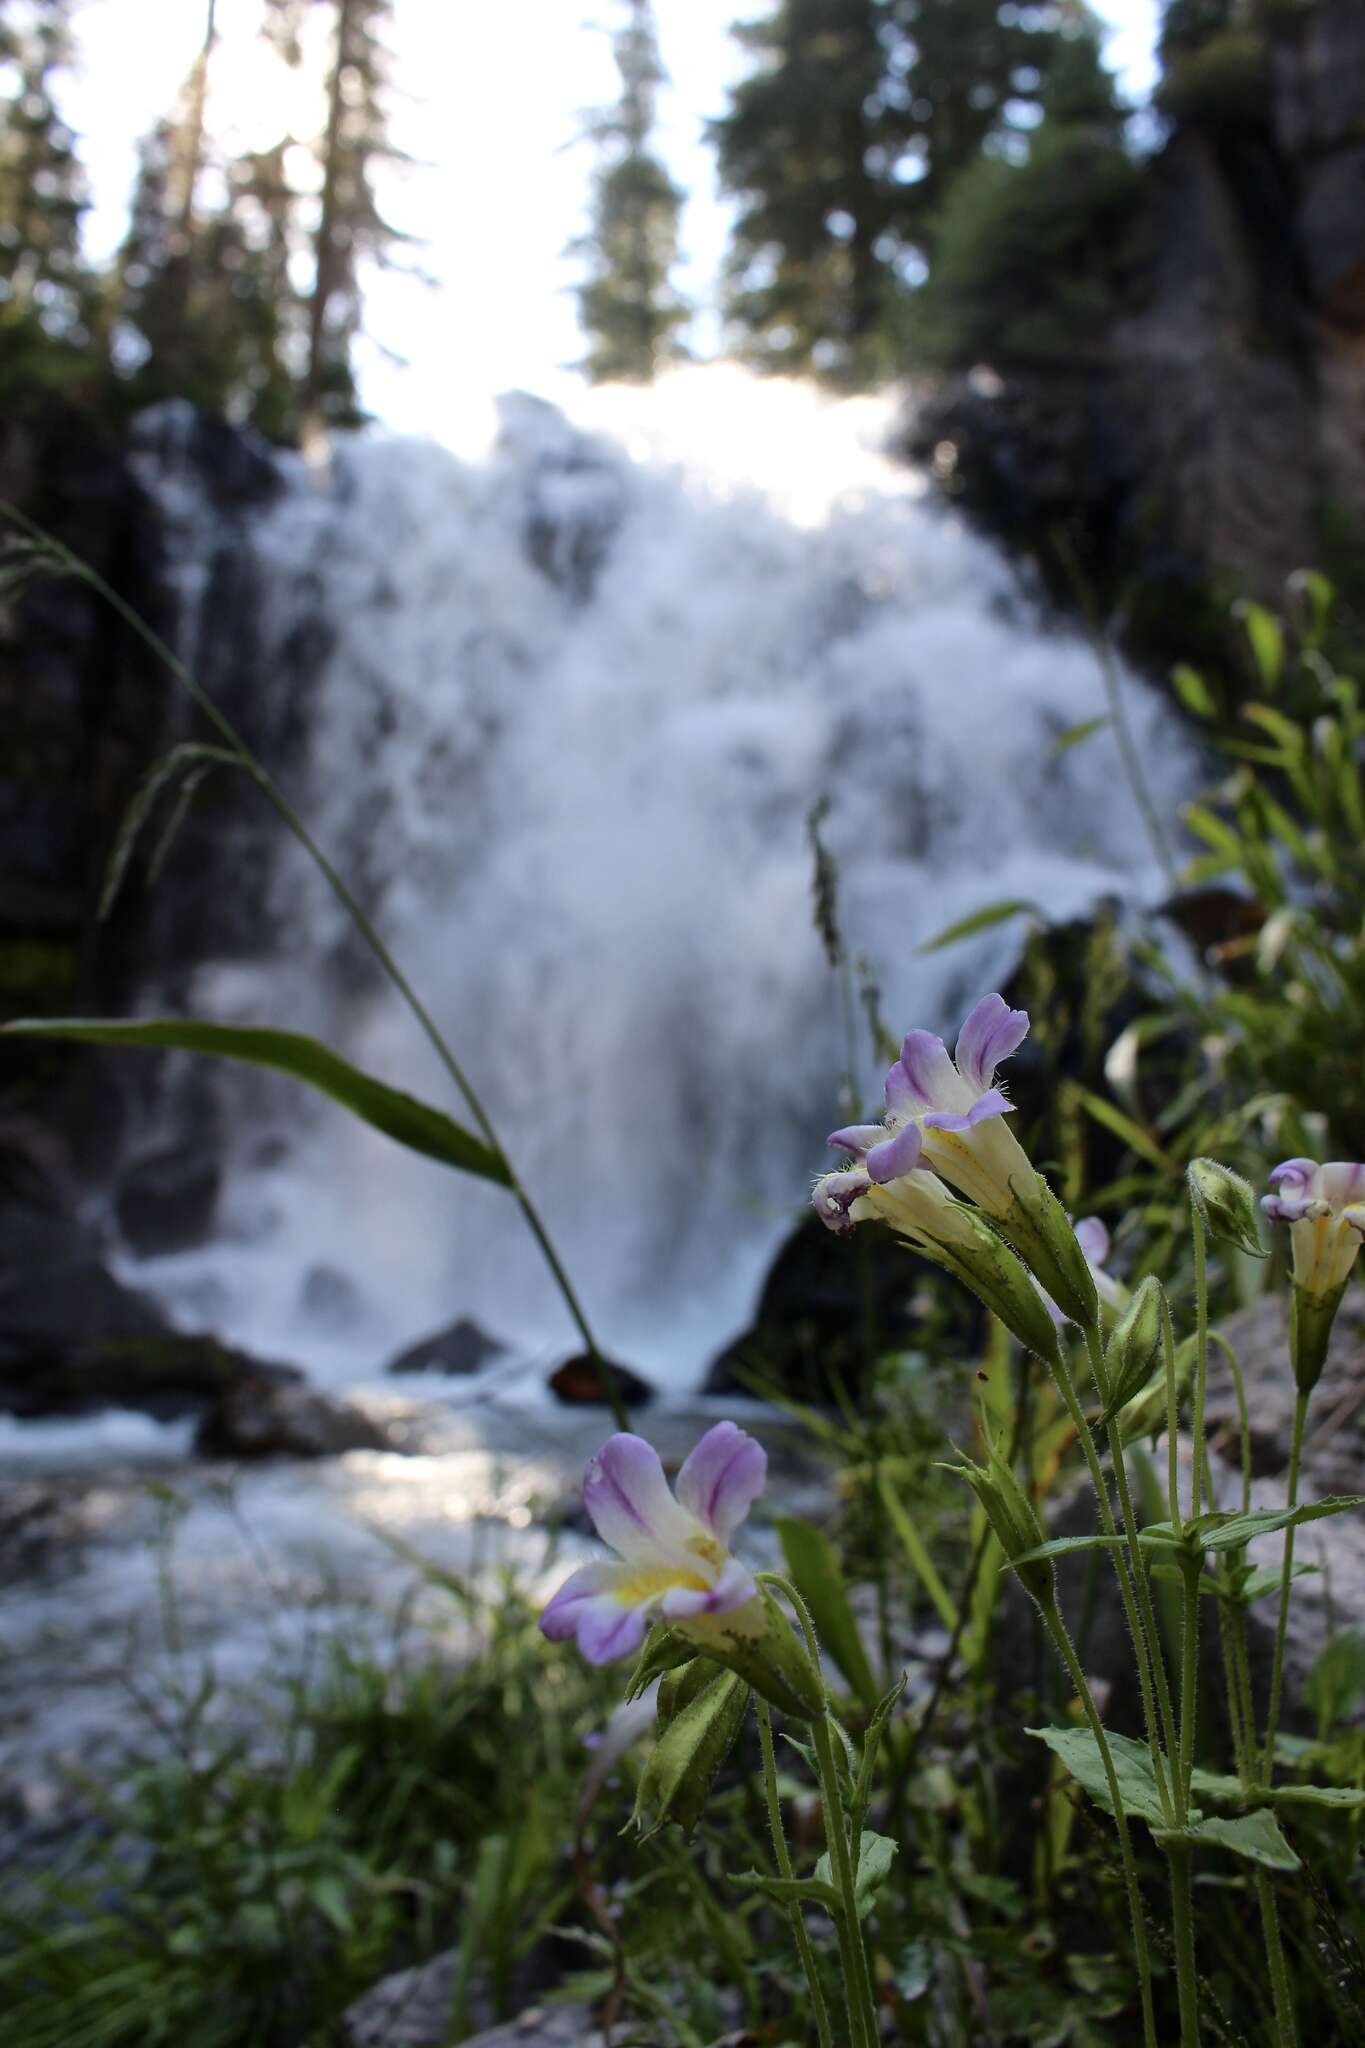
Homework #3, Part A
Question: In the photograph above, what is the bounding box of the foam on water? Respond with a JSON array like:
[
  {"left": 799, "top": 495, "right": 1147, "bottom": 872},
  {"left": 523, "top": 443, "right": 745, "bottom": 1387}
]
[{"left": 110, "top": 365, "right": 1192, "bottom": 1396}]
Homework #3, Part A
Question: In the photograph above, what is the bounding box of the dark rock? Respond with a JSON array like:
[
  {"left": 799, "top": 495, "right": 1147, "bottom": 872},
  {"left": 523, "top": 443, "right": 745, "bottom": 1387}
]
[
  {"left": 907, "top": 1, "right": 1365, "bottom": 655},
  {"left": 114, "top": 1143, "right": 221, "bottom": 1257},
  {"left": 302, "top": 1263, "right": 365, "bottom": 1331},
  {"left": 387, "top": 1315, "right": 507, "bottom": 1378},
  {"left": 548, "top": 1353, "right": 653, "bottom": 1407},
  {"left": 702, "top": 1212, "right": 929, "bottom": 1401},
  {"left": 196, "top": 1378, "right": 392, "bottom": 1460},
  {"left": 341, "top": 1946, "right": 600, "bottom": 2048}
]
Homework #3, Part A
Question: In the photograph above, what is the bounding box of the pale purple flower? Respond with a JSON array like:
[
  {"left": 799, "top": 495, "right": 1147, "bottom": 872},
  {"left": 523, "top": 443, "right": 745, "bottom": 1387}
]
[
  {"left": 1262, "top": 1158, "right": 1365, "bottom": 1297},
  {"left": 540, "top": 1423, "right": 766, "bottom": 1666},
  {"left": 828, "top": 994, "right": 1035, "bottom": 1222}
]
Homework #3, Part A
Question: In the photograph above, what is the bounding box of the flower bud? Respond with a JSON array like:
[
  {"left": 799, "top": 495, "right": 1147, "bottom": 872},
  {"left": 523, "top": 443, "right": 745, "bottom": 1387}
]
[
  {"left": 1100, "top": 1275, "right": 1165, "bottom": 1422},
  {"left": 1188, "top": 1158, "right": 1266, "bottom": 1259},
  {"left": 629, "top": 1664, "right": 751, "bottom": 1838},
  {"left": 946, "top": 1444, "right": 1055, "bottom": 1607}
]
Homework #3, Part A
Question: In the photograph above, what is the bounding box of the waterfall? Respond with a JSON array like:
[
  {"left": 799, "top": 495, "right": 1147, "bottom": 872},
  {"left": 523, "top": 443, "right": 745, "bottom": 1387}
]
[{"left": 120, "top": 366, "right": 1192, "bottom": 1395}]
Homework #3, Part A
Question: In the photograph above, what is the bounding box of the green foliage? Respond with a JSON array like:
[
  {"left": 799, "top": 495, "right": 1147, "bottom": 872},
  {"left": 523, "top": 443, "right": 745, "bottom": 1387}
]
[
  {"left": 909, "top": 124, "right": 1143, "bottom": 373},
  {"left": 0, "top": 1015, "right": 514, "bottom": 1186},
  {"left": 712, "top": 0, "right": 1119, "bottom": 382}
]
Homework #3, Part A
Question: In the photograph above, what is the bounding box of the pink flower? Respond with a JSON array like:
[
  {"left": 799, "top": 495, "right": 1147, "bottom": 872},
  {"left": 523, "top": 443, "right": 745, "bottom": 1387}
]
[
  {"left": 1262, "top": 1158, "right": 1365, "bottom": 1298},
  {"left": 540, "top": 1423, "right": 767, "bottom": 1666}
]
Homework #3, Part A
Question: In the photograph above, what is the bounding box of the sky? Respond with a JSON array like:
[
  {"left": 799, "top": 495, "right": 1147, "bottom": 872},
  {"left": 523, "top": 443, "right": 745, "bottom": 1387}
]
[{"left": 57, "top": 0, "right": 1161, "bottom": 445}]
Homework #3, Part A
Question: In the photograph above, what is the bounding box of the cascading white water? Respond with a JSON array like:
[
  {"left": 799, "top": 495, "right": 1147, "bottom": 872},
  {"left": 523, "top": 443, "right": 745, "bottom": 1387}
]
[{"left": 124, "top": 366, "right": 1193, "bottom": 1395}]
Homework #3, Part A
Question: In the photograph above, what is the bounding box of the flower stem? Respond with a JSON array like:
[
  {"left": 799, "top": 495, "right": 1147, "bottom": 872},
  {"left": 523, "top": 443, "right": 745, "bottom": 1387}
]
[
  {"left": 1263, "top": 1388, "right": 1310, "bottom": 1783},
  {"left": 1191, "top": 1211, "right": 1211, "bottom": 1522},
  {"left": 1049, "top": 1345, "right": 1176, "bottom": 1826},
  {"left": 1167, "top": 1840, "right": 1202, "bottom": 2047},
  {"left": 1039, "top": 1598, "right": 1158, "bottom": 2048},
  {"left": 1223, "top": 1593, "right": 1298, "bottom": 2047},
  {"left": 811, "top": 1710, "right": 881, "bottom": 2048},
  {"left": 1178, "top": 1553, "right": 1201, "bottom": 1819},
  {"left": 757, "top": 1699, "right": 834, "bottom": 2048}
]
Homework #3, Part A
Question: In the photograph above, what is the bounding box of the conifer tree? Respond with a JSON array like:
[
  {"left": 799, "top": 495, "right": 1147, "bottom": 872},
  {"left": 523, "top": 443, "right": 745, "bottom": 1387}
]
[
  {"left": 294, "top": 0, "right": 411, "bottom": 428},
  {"left": 713, "top": 0, "right": 1114, "bottom": 380},
  {"left": 574, "top": 0, "right": 688, "bottom": 384},
  {"left": 0, "top": 0, "right": 94, "bottom": 375},
  {"left": 712, "top": 0, "right": 889, "bottom": 379}
]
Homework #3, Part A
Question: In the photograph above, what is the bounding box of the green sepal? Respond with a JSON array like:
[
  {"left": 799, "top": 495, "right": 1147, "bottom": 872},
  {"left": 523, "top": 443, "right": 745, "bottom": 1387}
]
[
  {"left": 683, "top": 1590, "right": 826, "bottom": 1722},
  {"left": 993, "top": 1173, "right": 1099, "bottom": 1332},
  {"left": 624, "top": 1624, "right": 696, "bottom": 1703},
  {"left": 628, "top": 1665, "right": 750, "bottom": 1839},
  {"left": 912, "top": 1211, "right": 1062, "bottom": 1364},
  {"left": 1290, "top": 1278, "right": 1347, "bottom": 1394},
  {"left": 656, "top": 1654, "right": 715, "bottom": 1728}
]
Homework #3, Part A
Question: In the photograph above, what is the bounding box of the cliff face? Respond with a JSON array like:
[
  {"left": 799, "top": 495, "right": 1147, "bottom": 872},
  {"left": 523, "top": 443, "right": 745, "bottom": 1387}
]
[
  {"left": 0, "top": 402, "right": 286, "bottom": 1173},
  {"left": 911, "top": 0, "right": 1365, "bottom": 653}
]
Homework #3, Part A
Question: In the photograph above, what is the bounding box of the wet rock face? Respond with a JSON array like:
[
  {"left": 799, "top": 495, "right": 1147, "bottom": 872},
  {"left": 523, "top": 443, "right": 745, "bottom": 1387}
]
[
  {"left": 386, "top": 1315, "right": 508, "bottom": 1378},
  {"left": 547, "top": 1353, "right": 653, "bottom": 1407},
  {"left": 195, "top": 1377, "right": 393, "bottom": 1460},
  {"left": 910, "top": 1, "right": 1365, "bottom": 638}
]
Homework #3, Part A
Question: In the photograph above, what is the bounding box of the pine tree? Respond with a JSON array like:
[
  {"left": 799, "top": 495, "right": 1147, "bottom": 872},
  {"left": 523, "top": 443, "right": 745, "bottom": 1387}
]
[
  {"left": 574, "top": 0, "right": 688, "bottom": 384},
  {"left": 298, "top": 0, "right": 411, "bottom": 428},
  {"left": 0, "top": 0, "right": 95, "bottom": 377},
  {"left": 713, "top": 0, "right": 1115, "bottom": 380},
  {"left": 711, "top": 0, "right": 891, "bottom": 379}
]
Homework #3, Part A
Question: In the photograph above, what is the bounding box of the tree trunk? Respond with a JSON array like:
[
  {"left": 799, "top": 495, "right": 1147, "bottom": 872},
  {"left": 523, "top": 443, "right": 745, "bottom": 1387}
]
[{"left": 305, "top": 0, "right": 357, "bottom": 418}]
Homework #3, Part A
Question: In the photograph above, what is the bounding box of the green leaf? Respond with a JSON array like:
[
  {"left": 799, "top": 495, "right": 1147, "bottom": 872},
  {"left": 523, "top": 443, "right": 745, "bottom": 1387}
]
[
  {"left": 99, "top": 743, "right": 243, "bottom": 920},
  {"left": 0, "top": 1017, "right": 513, "bottom": 1188},
  {"left": 1235, "top": 602, "right": 1285, "bottom": 692},
  {"left": 1236, "top": 1563, "right": 1316, "bottom": 1604},
  {"left": 732, "top": 1867, "right": 839, "bottom": 1914},
  {"left": 1269, "top": 1785, "right": 1365, "bottom": 1811},
  {"left": 916, "top": 898, "right": 1039, "bottom": 955},
  {"left": 1026, "top": 1725, "right": 1167, "bottom": 1827},
  {"left": 1064, "top": 1082, "right": 1174, "bottom": 1174},
  {"left": 1010, "top": 1534, "right": 1128, "bottom": 1569},
  {"left": 1200, "top": 1495, "right": 1365, "bottom": 1554},
  {"left": 629, "top": 1667, "right": 750, "bottom": 1839},
  {"left": 1049, "top": 716, "right": 1109, "bottom": 757},
  {"left": 1171, "top": 663, "right": 1216, "bottom": 719},
  {"left": 776, "top": 1517, "right": 879, "bottom": 1712},
  {"left": 814, "top": 1830, "right": 898, "bottom": 1919},
  {"left": 1183, "top": 1809, "right": 1300, "bottom": 1871}
]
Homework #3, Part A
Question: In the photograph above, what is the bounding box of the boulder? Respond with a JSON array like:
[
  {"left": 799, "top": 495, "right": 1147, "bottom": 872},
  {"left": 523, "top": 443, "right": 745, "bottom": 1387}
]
[
  {"left": 195, "top": 1377, "right": 393, "bottom": 1460},
  {"left": 341, "top": 1947, "right": 599, "bottom": 2048},
  {"left": 0, "top": 1187, "right": 297, "bottom": 1421},
  {"left": 702, "top": 1211, "right": 937, "bottom": 1401},
  {"left": 114, "top": 1142, "right": 222, "bottom": 1257},
  {"left": 548, "top": 1353, "right": 653, "bottom": 1407},
  {"left": 387, "top": 1315, "right": 507, "bottom": 1377}
]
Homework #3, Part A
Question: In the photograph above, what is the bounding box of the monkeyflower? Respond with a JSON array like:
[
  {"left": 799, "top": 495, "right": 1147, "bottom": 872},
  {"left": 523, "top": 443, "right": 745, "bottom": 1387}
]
[
  {"left": 541, "top": 1423, "right": 823, "bottom": 1717},
  {"left": 813, "top": 1115, "right": 1061, "bottom": 1362},
  {"left": 818, "top": 992, "right": 1095, "bottom": 1330},
  {"left": 1262, "top": 1158, "right": 1365, "bottom": 1391}
]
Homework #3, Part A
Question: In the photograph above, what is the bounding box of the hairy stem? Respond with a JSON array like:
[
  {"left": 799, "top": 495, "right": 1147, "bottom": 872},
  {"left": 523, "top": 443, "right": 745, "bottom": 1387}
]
[
  {"left": 757, "top": 1700, "right": 834, "bottom": 2048},
  {"left": 1040, "top": 1599, "right": 1158, "bottom": 2048},
  {"left": 1263, "top": 1388, "right": 1310, "bottom": 1782}
]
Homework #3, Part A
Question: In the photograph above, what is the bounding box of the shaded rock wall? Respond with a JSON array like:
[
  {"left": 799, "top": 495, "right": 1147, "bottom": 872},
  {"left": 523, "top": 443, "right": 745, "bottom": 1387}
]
[{"left": 911, "top": 0, "right": 1365, "bottom": 658}]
